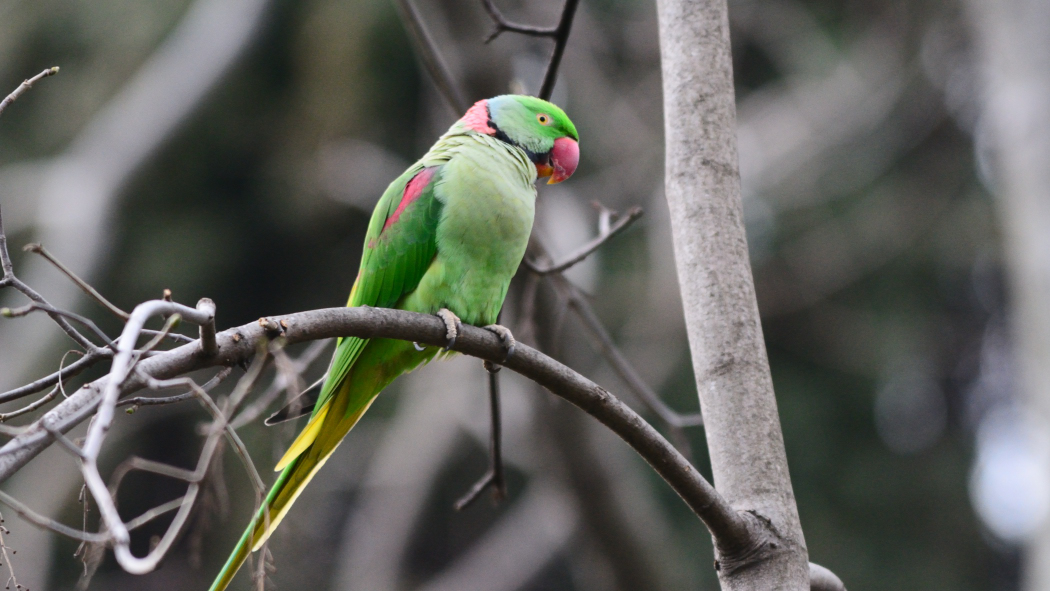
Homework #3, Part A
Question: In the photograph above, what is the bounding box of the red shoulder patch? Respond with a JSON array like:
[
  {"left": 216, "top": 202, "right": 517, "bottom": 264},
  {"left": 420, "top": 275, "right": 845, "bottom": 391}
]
[
  {"left": 383, "top": 167, "right": 437, "bottom": 233},
  {"left": 461, "top": 99, "right": 496, "bottom": 135}
]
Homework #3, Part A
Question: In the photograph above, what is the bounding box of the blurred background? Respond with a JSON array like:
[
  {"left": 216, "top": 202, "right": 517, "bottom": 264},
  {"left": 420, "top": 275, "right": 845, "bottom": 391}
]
[{"left": 0, "top": 0, "right": 1047, "bottom": 589}]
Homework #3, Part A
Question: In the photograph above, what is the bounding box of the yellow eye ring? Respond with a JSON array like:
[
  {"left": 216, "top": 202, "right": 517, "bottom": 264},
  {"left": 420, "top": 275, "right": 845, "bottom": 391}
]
[{"left": 537, "top": 113, "right": 550, "bottom": 125}]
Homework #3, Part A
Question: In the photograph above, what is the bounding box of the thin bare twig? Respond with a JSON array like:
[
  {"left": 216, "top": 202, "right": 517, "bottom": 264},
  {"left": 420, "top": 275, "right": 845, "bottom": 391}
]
[
  {"left": 0, "top": 349, "right": 83, "bottom": 420},
  {"left": 0, "top": 489, "right": 107, "bottom": 543},
  {"left": 392, "top": 0, "right": 469, "bottom": 116},
  {"left": 41, "top": 420, "right": 86, "bottom": 458},
  {"left": 161, "top": 375, "right": 266, "bottom": 494},
  {"left": 0, "top": 511, "right": 20, "bottom": 591},
  {"left": 0, "top": 207, "right": 13, "bottom": 284},
  {"left": 231, "top": 339, "right": 328, "bottom": 429},
  {"left": 110, "top": 457, "right": 197, "bottom": 491},
  {"left": 0, "top": 67, "right": 59, "bottom": 120},
  {"left": 527, "top": 232, "right": 704, "bottom": 438},
  {"left": 537, "top": 0, "right": 580, "bottom": 100},
  {"left": 270, "top": 342, "right": 304, "bottom": 406},
  {"left": 525, "top": 206, "right": 644, "bottom": 275},
  {"left": 0, "top": 350, "right": 110, "bottom": 405},
  {"left": 0, "top": 207, "right": 97, "bottom": 351},
  {"left": 454, "top": 364, "right": 507, "bottom": 511},
  {"left": 73, "top": 485, "right": 101, "bottom": 591},
  {"left": 0, "top": 488, "right": 187, "bottom": 550},
  {"left": 481, "top": 0, "right": 558, "bottom": 41},
  {"left": 478, "top": 0, "right": 580, "bottom": 99},
  {"left": 0, "top": 425, "right": 26, "bottom": 438},
  {"left": 557, "top": 279, "right": 703, "bottom": 428},
  {"left": 22, "top": 243, "right": 129, "bottom": 321},
  {"left": 0, "top": 387, "right": 60, "bottom": 423},
  {"left": 135, "top": 313, "right": 182, "bottom": 355},
  {"left": 224, "top": 342, "right": 270, "bottom": 417},
  {"left": 142, "top": 329, "right": 194, "bottom": 344},
  {"left": 1, "top": 302, "right": 115, "bottom": 350},
  {"left": 124, "top": 497, "right": 186, "bottom": 531},
  {"left": 123, "top": 371, "right": 265, "bottom": 494},
  {"left": 117, "top": 366, "right": 232, "bottom": 409}
]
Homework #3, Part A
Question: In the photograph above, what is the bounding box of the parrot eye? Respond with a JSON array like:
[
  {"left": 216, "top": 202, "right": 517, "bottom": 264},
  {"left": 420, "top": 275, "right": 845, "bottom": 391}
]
[{"left": 537, "top": 113, "right": 551, "bottom": 125}]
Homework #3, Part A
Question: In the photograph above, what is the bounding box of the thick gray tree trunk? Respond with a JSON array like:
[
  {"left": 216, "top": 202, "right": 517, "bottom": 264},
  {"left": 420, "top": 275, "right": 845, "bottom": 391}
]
[
  {"left": 655, "top": 0, "right": 810, "bottom": 588},
  {"left": 965, "top": 2, "right": 1050, "bottom": 590}
]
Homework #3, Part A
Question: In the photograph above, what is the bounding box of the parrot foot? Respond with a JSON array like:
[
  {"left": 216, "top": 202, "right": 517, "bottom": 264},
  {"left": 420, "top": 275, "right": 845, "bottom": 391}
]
[
  {"left": 483, "top": 324, "right": 517, "bottom": 364},
  {"left": 437, "top": 308, "right": 462, "bottom": 351}
]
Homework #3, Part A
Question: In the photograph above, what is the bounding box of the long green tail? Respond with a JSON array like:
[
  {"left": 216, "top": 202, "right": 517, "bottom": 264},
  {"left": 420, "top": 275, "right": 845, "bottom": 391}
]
[
  {"left": 208, "top": 461, "right": 296, "bottom": 591},
  {"left": 209, "top": 338, "right": 432, "bottom": 590}
]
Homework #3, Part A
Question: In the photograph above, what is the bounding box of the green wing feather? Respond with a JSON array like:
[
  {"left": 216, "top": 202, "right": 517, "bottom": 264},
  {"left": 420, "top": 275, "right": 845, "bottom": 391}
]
[
  {"left": 312, "top": 163, "right": 443, "bottom": 417},
  {"left": 209, "top": 164, "right": 445, "bottom": 591}
]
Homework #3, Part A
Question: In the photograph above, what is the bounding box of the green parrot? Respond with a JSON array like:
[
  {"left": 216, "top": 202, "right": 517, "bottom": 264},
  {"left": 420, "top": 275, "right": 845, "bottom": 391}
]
[{"left": 209, "top": 95, "right": 579, "bottom": 590}]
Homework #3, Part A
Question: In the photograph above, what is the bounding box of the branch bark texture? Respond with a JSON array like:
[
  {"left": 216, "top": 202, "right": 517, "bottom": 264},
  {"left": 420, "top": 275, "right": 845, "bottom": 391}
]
[{"left": 655, "top": 0, "right": 809, "bottom": 587}]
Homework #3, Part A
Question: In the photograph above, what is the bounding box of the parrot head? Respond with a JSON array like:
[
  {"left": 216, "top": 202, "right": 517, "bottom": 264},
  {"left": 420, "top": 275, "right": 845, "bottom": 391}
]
[{"left": 460, "top": 95, "right": 579, "bottom": 184}]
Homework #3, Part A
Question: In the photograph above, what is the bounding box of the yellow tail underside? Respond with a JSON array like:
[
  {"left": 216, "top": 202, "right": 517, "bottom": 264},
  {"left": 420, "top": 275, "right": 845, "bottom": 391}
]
[
  {"left": 250, "top": 453, "right": 333, "bottom": 552},
  {"left": 250, "top": 399, "right": 375, "bottom": 552},
  {"left": 274, "top": 403, "right": 331, "bottom": 471}
]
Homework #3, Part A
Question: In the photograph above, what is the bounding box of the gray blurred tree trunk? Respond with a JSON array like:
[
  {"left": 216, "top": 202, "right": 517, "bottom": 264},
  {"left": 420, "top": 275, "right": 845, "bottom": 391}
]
[
  {"left": 965, "top": 2, "right": 1050, "bottom": 590},
  {"left": 655, "top": 0, "right": 810, "bottom": 589}
]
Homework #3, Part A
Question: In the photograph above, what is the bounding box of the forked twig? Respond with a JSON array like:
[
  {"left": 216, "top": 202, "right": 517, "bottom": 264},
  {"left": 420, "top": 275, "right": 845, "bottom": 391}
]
[
  {"left": 481, "top": 0, "right": 558, "bottom": 41},
  {"left": 0, "top": 350, "right": 109, "bottom": 405},
  {"left": 454, "top": 365, "right": 507, "bottom": 511},
  {"left": 524, "top": 206, "right": 703, "bottom": 437},
  {"left": 546, "top": 266, "right": 705, "bottom": 436},
  {"left": 480, "top": 0, "right": 580, "bottom": 99},
  {"left": 0, "top": 388, "right": 59, "bottom": 424},
  {"left": 0, "top": 207, "right": 99, "bottom": 351},
  {"left": 1, "top": 302, "right": 116, "bottom": 350},
  {"left": 0, "top": 489, "right": 107, "bottom": 543},
  {"left": 525, "top": 206, "right": 644, "bottom": 275},
  {"left": 231, "top": 339, "right": 329, "bottom": 429},
  {"left": 117, "top": 366, "right": 232, "bottom": 410},
  {"left": 0, "top": 487, "right": 187, "bottom": 548},
  {"left": 0, "top": 350, "right": 82, "bottom": 423}
]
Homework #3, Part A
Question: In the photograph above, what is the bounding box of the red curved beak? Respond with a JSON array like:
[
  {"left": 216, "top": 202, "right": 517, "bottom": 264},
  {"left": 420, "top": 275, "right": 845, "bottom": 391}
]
[{"left": 546, "top": 137, "right": 579, "bottom": 184}]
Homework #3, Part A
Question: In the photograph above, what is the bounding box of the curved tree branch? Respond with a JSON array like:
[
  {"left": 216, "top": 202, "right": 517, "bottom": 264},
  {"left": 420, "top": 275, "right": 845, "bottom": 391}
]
[{"left": 0, "top": 304, "right": 756, "bottom": 554}]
